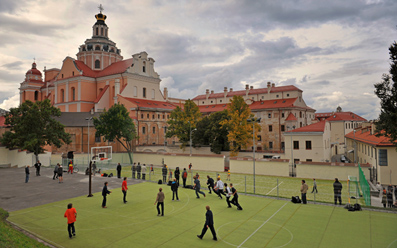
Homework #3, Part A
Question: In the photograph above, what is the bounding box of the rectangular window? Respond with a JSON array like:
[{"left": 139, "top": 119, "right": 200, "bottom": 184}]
[
  {"left": 281, "top": 142, "right": 285, "bottom": 150},
  {"left": 306, "top": 159, "right": 312, "bottom": 162},
  {"left": 268, "top": 113, "right": 271, "bottom": 118},
  {"left": 141, "top": 114, "right": 143, "bottom": 119},
  {"left": 293, "top": 141, "right": 299, "bottom": 149},
  {"left": 269, "top": 141, "right": 273, "bottom": 149},
  {"left": 142, "top": 127, "right": 146, "bottom": 134},
  {"left": 281, "top": 125, "right": 285, "bottom": 132},
  {"left": 379, "top": 149, "right": 388, "bottom": 166},
  {"left": 153, "top": 127, "right": 156, "bottom": 134},
  {"left": 143, "top": 88, "right": 146, "bottom": 98},
  {"left": 305, "top": 141, "right": 312, "bottom": 150},
  {"left": 147, "top": 114, "right": 149, "bottom": 118},
  {"left": 281, "top": 113, "right": 285, "bottom": 118},
  {"left": 143, "top": 66, "right": 146, "bottom": 73},
  {"left": 95, "top": 135, "right": 101, "bottom": 143},
  {"left": 257, "top": 135, "right": 262, "bottom": 141},
  {"left": 269, "top": 125, "right": 273, "bottom": 132}
]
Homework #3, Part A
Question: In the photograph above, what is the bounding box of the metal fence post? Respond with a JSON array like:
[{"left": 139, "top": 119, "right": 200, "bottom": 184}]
[
  {"left": 245, "top": 176, "right": 247, "bottom": 194},
  {"left": 314, "top": 190, "right": 316, "bottom": 203},
  {"left": 277, "top": 178, "right": 279, "bottom": 199}
]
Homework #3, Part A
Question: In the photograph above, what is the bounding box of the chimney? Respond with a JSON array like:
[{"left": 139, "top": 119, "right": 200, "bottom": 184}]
[
  {"left": 224, "top": 87, "right": 227, "bottom": 100},
  {"left": 164, "top": 87, "right": 168, "bottom": 101},
  {"left": 206, "top": 89, "right": 210, "bottom": 100},
  {"left": 250, "top": 86, "right": 253, "bottom": 90},
  {"left": 245, "top": 84, "right": 249, "bottom": 90},
  {"left": 267, "top": 82, "right": 272, "bottom": 93},
  {"left": 229, "top": 88, "right": 233, "bottom": 92},
  {"left": 267, "top": 82, "right": 271, "bottom": 87},
  {"left": 245, "top": 84, "right": 249, "bottom": 99},
  {"left": 211, "top": 90, "right": 214, "bottom": 94},
  {"left": 272, "top": 83, "right": 275, "bottom": 87}
]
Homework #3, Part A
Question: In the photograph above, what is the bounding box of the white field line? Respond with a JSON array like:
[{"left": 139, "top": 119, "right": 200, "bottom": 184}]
[
  {"left": 265, "top": 181, "right": 284, "bottom": 195},
  {"left": 237, "top": 202, "right": 288, "bottom": 248}
]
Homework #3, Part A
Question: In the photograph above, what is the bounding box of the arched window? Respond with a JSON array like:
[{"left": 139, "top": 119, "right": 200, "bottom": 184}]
[
  {"left": 61, "top": 89, "right": 65, "bottom": 102},
  {"left": 95, "top": 60, "right": 100, "bottom": 69},
  {"left": 71, "top": 87, "right": 75, "bottom": 101},
  {"left": 133, "top": 86, "right": 137, "bottom": 97},
  {"left": 34, "top": 91, "right": 39, "bottom": 101},
  {"left": 95, "top": 46, "right": 100, "bottom": 51},
  {"left": 143, "top": 61, "right": 146, "bottom": 73}
]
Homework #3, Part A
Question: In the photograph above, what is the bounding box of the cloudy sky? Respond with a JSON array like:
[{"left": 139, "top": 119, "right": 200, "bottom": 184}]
[{"left": 0, "top": 0, "right": 396, "bottom": 120}]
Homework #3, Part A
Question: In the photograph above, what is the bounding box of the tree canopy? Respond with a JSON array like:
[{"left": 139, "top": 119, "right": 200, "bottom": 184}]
[
  {"left": 93, "top": 103, "right": 137, "bottom": 164},
  {"left": 166, "top": 99, "right": 201, "bottom": 148},
  {"left": 0, "top": 99, "right": 71, "bottom": 161},
  {"left": 374, "top": 41, "right": 397, "bottom": 146},
  {"left": 220, "top": 95, "right": 261, "bottom": 156},
  {"left": 193, "top": 110, "right": 230, "bottom": 154}
]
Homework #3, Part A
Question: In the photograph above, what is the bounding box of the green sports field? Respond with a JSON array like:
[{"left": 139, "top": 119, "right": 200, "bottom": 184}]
[{"left": 7, "top": 181, "right": 397, "bottom": 248}]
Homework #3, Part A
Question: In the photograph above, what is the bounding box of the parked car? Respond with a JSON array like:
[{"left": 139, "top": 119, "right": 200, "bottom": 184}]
[{"left": 341, "top": 155, "right": 346, "bottom": 163}]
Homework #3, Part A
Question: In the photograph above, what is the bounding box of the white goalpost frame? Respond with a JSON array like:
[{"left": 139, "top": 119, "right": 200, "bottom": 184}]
[{"left": 91, "top": 146, "right": 113, "bottom": 162}]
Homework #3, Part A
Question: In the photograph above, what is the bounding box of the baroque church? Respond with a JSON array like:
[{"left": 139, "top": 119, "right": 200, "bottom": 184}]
[{"left": 18, "top": 8, "right": 316, "bottom": 155}]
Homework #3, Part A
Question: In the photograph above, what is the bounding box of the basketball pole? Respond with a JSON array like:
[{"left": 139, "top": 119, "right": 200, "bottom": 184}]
[{"left": 88, "top": 160, "right": 93, "bottom": 197}]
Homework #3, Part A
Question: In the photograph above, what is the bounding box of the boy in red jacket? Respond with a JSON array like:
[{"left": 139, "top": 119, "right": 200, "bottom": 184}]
[
  {"left": 64, "top": 203, "right": 77, "bottom": 239},
  {"left": 122, "top": 177, "right": 128, "bottom": 203}
]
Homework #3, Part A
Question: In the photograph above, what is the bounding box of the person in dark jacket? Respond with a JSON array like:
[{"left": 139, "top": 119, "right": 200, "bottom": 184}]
[
  {"left": 131, "top": 162, "right": 136, "bottom": 179},
  {"left": 197, "top": 205, "right": 217, "bottom": 241},
  {"left": 53, "top": 163, "right": 59, "bottom": 180},
  {"left": 387, "top": 189, "right": 393, "bottom": 208},
  {"left": 34, "top": 160, "right": 41, "bottom": 176},
  {"left": 102, "top": 182, "right": 111, "bottom": 208},
  {"left": 58, "top": 165, "right": 63, "bottom": 183},
  {"left": 25, "top": 165, "right": 30, "bottom": 183},
  {"left": 171, "top": 178, "right": 179, "bottom": 201},
  {"left": 206, "top": 175, "right": 214, "bottom": 194},
  {"left": 116, "top": 163, "right": 122, "bottom": 178},
  {"left": 136, "top": 162, "right": 141, "bottom": 179},
  {"left": 174, "top": 167, "right": 180, "bottom": 185},
  {"left": 333, "top": 178, "right": 343, "bottom": 205},
  {"left": 162, "top": 165, "right": 168, "bottom": 184},
  {"left": 230, "top": 183, "right": 243, "bottom": 210}
]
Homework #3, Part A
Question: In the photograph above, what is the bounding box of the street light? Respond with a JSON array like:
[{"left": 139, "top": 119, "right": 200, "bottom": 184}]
[
  {"left": 188, "top": 121, "right": 196, "bottom": 156},
  {"left": 85, "top": 117, "right": 93, "bottom": 197},
  {"left": 287, "top": 125, "right": 296, "bottom": 177},
  {"left": 248, "top": 117, "right": 261, "bottom": 194},
  {"left": 353, "top": 129, "right": 357, "bottom": 164}
]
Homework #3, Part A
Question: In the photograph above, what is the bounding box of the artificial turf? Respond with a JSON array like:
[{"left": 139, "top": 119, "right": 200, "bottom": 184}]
[{"left": 7, "top": 181, "right": 397, "bottom": 248}]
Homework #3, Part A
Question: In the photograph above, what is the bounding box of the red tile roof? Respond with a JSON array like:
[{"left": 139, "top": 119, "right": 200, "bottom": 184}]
[
  {"left": 285, "top": 112, "right": 297, "bottom": 121},
  {"left": 94, "top": 85, "right": 109, "bottom": 103},
  {"left": 199, "top": 104, "right": 228, "bottom": 113},
  {"left": 192, "top": 85, "right": 302, "bottom": 100},
  {"left": 250, "top": 98, "right": 297, "bottom": 110},
  {"left": 122, "top": 97, "right": 177, "bottom": 110},
  {"left": 316, "top": 112, "right": 366, "bottom": 122},
  {"left": 345, "top": 127, "right": 394, "bottom": 147},
  {"left": 74, "top": 58, "right": 134, "bottom": 78},
  {"left": 286, "top": 120, "right": 327, "bottom": 133}
]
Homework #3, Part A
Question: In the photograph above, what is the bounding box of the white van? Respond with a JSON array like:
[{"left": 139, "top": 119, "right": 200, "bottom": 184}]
[{"left": 272, "top": 155, "right": 281, "bottom": 159}]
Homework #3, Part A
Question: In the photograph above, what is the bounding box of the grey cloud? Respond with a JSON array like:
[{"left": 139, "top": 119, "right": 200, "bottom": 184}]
[{"left": 2, "top": 61, "right": 24, "bottom": 70}]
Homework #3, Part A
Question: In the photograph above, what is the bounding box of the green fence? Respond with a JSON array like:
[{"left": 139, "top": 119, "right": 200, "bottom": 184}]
[{"left": 358, "top": 163, "right": 371, "bottom": 206}]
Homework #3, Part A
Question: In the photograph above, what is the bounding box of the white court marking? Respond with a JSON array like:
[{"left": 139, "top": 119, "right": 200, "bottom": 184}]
[
  {"left": 265, "top": 181, "right": 284, "bottom": 195},
  {"left": 387, "top": 239, "right": 397, "bottom": 248},
  {"left": 217, "top": 220, "right": 293, "bottom": 248},
  {"left": 237, "top": 202, "right": 288, "bottom": 248}
]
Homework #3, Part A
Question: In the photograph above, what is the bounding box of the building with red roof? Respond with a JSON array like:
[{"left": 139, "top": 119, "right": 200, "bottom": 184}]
[{"left": 345, "top": 124, "right": 397, "bottom": 184}]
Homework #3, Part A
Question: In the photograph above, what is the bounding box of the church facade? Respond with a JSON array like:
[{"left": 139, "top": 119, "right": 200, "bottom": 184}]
[{"left": 19, "top": 9, "right": 316, "bottom": 155}]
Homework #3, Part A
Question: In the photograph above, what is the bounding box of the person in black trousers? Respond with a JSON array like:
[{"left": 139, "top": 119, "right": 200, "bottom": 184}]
[
  {"left": 137, "top": 162, "right": 141, "bottom": 179},
  {"left": 171, "top": 178, "right": 179, "bottom": 201},
  {"left": 230, "top": 183, "right": 243, "bottom": 210},
  {"left": 182, "top": 168, "right": 188, "bottom": 188},
  {"left": 34, "top": 160, "right": 41, "bottom": 176},
  {"left": 25, "top": 165, "right": 30, "bottom": 183},
  {"left": 333, "top": 178, "right": 343, "bottom": 205},
  {"left": 102, "top": 182, "right": 111, "bottom": 208},
  {"left": 162, "top": 165, "right": 167, "bottom": 184},
  {"left": 131, "top": 163, "right": 136, "bottom": 179},
  {"left": 197, "top": 205, "right": 217, "bottom": 241},
  {"left": 174, "top": 167, "right": 180, "bottom": 185},
  {"left": 206, "top": 175, "right": 214, "bottom": 194},
  {"left": 116, "top": 163, "right": 122, "bottom": 178}
]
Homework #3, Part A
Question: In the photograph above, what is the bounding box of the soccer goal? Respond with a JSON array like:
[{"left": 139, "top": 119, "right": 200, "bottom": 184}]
[{"left": 347, "top": 176, "right": 360, "bottom": 204}]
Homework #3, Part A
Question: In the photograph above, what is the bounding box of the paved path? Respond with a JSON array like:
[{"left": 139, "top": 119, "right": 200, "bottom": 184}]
[{"left": 0, "top": 167, "right": 142, "bottom": 212}]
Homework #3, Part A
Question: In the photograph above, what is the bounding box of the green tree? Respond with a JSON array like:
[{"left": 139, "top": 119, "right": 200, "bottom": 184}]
[
  {"left": 0, "top": 99, "right": 71, "bottom": 162},
  {"left": 220, "top": 95, "right": 260, "bottom": 156},
  {"left": 374, "top": 41, "right": 397, "bottom": 146},
  {"left": 166, "top": 99, "right": 201, "bottom": 148},
  {"left": 193, "top": 110, "right": 230, "bottom": 154},
  {"left": 93, "top": 103, "right": 137, "bottom": 164}
]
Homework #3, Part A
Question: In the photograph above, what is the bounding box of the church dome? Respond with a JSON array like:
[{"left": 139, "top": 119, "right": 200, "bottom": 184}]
[{"left": 26, "top": 62, "right": 42, "bottom": 76}]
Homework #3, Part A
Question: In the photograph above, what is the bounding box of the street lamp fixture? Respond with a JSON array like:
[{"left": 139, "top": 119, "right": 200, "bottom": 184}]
[{"left": 247, "top": 117, "right": 261, "bottom": 194}]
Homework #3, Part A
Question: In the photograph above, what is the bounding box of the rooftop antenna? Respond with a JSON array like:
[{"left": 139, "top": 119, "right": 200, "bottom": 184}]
[{"left": 98, "top": 4, "right": 104, "bottom": 13}]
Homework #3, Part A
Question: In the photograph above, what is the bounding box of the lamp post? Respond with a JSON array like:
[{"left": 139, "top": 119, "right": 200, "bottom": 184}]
[
  {"left": 85, "top": 117, "right": 93, "bottom": 197},
  {"left": 163, "top": 126, "right": 167, "bottom": 153},
  {"left": 248, "top": 117, "right": 261, "bottom": 194},
  {"left": 287, "top": 125, "right": 295, "bottom": 177},
  {"left": 353, "top": 129, "right": 357, "bottom": 164}
]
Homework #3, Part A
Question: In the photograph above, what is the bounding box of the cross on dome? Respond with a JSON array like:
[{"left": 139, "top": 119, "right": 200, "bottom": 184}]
[{"left": 98, "top": 4, "right": 104, "bottom": 13}]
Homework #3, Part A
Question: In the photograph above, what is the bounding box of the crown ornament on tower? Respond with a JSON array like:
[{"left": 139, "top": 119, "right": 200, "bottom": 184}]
[{"left": 95, "top": 4, "right": 107, "bottom": 23}]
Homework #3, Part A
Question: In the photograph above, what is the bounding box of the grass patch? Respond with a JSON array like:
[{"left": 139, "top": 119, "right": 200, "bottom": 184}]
[{"left": 0, "top": 208, "right": 47, "bottom": 248}]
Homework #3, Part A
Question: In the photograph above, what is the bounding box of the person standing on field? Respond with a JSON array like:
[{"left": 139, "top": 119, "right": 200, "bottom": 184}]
[
  {"left": 333, "top": 178, "right": 343, "bottom": 205},
  {"left": 64, "top": 203, "right": 77, "bottom": 239},
  {"left": 117, "top": 163, "right": 122, "bottom": 178},
  {"left": 102, "top": 182, "right": 111, "bottom": 208},
  {"left": 301, "top": 180, "right": 308, "bottom": 204},
  {"left": 150, "top": 164, "right": 154, "bottom": 175},
  {"left": 197, "top": 205, "right": 217, "bottom": 241},
  {"left": 131, "top": 162, "right": 136, "bottom": 179},
  {"left": 67, "top": 160, "right": 73, "bottom": 174},
  {"left": 142, "top": 164, "right": 147, "bottom": 180},
  {"left": 171, "top": 178, "right": 179, "bottom": 201},
  {"left": 53, "top": 163, "right": 59, "bottom": 180},
  {"left": 162, "top": 165, "right": 168, "bottom": 184},
  {"left": 34, "top": 160, "right": 41, "bottom": 176},
  {"left": 58, "top": 165, "right": 63, "bottom": 183},
  {"left": 137, "top": 162, "right": 141, "bottom": 179},
  {"left": 311, "top": 178, "right": 318, "bottom": 193},
  {"left": 154, "top": 187, "right": 165, "bottom": 216},
  {"left": 182, "top": 168, "right": 188, "bottom": 188},
  {"left": 175, "top": 167, "right": 180, "bottom": 185},
  {"left": 122, "top": 177, "right": 128, "bottom": 203}
]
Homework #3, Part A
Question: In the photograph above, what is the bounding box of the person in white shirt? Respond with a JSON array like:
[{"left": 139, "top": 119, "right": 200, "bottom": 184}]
[
  {"left": 214, "top": 178, "right": 226, "bottom": 199},
  {"left": 224, "top": 183, "right": 232, "bottom": 208}
]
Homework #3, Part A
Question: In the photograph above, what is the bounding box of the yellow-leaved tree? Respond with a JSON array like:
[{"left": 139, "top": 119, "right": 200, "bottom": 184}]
[{"left": 220, "top": 95, "right": 261, "bottom": 156}]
